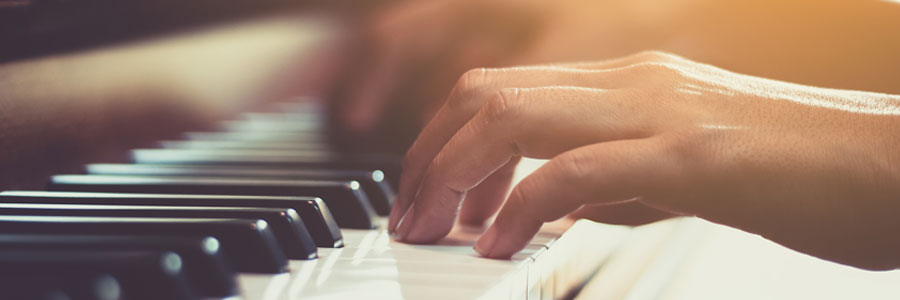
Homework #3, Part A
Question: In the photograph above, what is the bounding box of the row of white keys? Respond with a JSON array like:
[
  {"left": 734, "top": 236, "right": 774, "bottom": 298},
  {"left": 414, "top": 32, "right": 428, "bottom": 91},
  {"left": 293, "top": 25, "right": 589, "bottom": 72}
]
[
  {"left": 224, "top": 107, "right": 633, "bottom": 299},
  {"left": 239, "top": 218, "right": 631, "bottom": 300}
]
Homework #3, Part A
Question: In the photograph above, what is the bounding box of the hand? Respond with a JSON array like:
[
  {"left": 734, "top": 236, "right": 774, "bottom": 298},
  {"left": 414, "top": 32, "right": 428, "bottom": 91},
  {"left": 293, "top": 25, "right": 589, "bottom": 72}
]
[
  {"left": 389, "top": 51, "right": 900, "bottom": 270},
  {"left": 333, "top": 0, "right": 900, "bottom": 138},
  {"left": 335, "top": 0, "right": 550, "bottom": 133}
]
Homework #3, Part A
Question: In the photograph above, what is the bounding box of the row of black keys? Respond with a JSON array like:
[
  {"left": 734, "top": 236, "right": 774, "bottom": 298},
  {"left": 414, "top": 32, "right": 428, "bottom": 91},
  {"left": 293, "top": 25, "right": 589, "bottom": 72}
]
[{"left": 1, "top": 151, "right": 402, "bottom": 299}]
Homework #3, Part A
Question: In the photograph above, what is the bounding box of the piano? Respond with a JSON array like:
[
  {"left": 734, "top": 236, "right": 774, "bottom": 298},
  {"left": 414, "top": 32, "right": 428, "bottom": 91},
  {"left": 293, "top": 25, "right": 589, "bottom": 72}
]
[{"left": 0, "top": 2, "right": 643, "bottom": 299}]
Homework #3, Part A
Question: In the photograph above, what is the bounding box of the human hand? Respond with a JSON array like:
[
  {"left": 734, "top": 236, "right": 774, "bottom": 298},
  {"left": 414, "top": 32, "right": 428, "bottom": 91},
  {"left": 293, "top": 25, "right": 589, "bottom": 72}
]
[
  {"left": 389, "top": 51, "right": 900, "bottom": 270},
  {"left": 334, "top": 0, "right": 549, "bottom": 133}
]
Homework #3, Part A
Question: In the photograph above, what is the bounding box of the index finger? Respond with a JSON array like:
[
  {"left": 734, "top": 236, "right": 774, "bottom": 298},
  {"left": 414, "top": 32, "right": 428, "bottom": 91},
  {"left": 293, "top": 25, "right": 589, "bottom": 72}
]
[
  {"left": 396, "top": 86, "right": 635, "bottom": 243},
  {"left": 389, "top": 65, "right": 635, "bottom": 233},
  {"left": 389, "top": 52, "right": 680, "bottom": 232}
]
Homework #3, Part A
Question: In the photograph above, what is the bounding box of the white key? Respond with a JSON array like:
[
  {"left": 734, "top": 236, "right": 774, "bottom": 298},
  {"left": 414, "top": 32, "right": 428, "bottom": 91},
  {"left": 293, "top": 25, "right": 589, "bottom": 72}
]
[{"left": 238, "top": 218, "right": 631, "bottom": 300}]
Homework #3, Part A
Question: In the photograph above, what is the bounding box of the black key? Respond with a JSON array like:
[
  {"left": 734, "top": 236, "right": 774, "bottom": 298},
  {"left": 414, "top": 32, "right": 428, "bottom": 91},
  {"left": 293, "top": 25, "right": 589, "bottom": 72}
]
[
  {"left": 1, "top": 272, "right": 121, "bottom": 300},
  {"left": 49, "top": 175, "right": 377, "bottom": 229},
  {"left": 130, "top": 148, "right": 402, "bottom": 188},
  {"left": 0, "top": 250, "right": 192, "bottom": 300},
  {"left": 86, "top": 164, "right": 395, "bottom": 215},
  {"left": 0, "top": 203, "right": 317, "bottom": 260},
  {"left": 0, "top": 234, "right": 235, "bottom": 297},
  {"left": 0, "top": 215, "right": 287, "bottom": 273},
  {"left": 0, "top": 191, "right": 343, "bottom": 248}
]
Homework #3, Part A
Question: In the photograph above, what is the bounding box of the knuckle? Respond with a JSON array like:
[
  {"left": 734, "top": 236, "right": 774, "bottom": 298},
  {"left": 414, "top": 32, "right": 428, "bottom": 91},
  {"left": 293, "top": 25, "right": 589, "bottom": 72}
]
[
  {"left": 625, "top": 62, "right": 688, "bottom": 82},
  {"left": 661, "top": 130, "right": 701, "bottom": 162},
  {"left": 426, "top": 151, "right": 468, "bottom": 194},
  {"left": 456, "top": 68, "right": 491, "bottom": 92},
  {"left": 659, "top": 128, "right": 721, "bottom": 180},
  {"left": 482, "top": 88, "right": 527, "bottom": 124},
  {"left": 447, "top": 68, "right": 493, "bottom": 110},
  {"left": 435, "top": 185, "right": 464, "bottom": 212},
  {"left": 645, "top": 129, "right": 724, "bottom": 207},
  {"left": 634, "top": 50, "right": 682, "bottom": 63}
]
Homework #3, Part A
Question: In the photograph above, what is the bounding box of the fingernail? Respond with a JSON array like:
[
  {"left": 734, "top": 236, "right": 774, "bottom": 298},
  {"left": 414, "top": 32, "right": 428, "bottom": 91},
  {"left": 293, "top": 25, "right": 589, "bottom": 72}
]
[
  {"left": 388, "top": 187, "right": 412, "bottom": 233},
  {"left": 394, "top": 208, "right": 416, "bottom": 241},
  {"left": 388, "top": 207, "right": 401, "bottom": 234},
  {"left": 474, "top": 226, "right": 499, "bottom": 257}
]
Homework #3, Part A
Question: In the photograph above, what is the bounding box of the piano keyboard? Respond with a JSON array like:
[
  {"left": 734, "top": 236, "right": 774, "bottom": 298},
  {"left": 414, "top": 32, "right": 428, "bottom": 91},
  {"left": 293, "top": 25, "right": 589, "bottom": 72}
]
[{"left": 0, "top": 100, "right": 633, "bottom": 300}]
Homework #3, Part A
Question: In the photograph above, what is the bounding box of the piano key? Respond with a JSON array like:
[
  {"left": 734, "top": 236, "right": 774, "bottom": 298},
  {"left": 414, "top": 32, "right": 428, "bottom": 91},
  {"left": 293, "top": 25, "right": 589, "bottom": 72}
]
[
  {"left": 184, "top": 131, "right": 326, "bottom": 143},
  {"left": 129, "top": 148, "right": 402, "bottom": 187},
  {"left": 0, "top": 203, "right": 317, "bottom": 260},
  {"left": 132, "top": 148, "right": 400, "bottom": 165},
  {"left": 49, "top": 174, "right": 378, "bottom": 229},
  {"left": 85, "top": 164, "right": 395, "bottom": 216},
  {"left": 221, "top": 119, "right": 323, "bottom": 133},
  {"left": 0, "top": 191, "right": 344, "bottom": 248},
  {"left": 230, "top": 109, "right": 325, "bottom": 132},
  {"left": 0, "top": 234, "right": 235, "bottom": 297},
  {"left": 243, "top": 228, "right": 541, "bottom": 300},
  {"left": 0, "top": 215, "right": 288, "bottom": 273},
  {"left": 1, "top": 273, "right": 121, "bottom": 300},
  {"left": 237, "top": 219, "right": 634, "bottom": 300},
  {"left": 0, "top": 250, "right": 192, "bottom": 300},
  {"left": 242, "top": 106, "right": 324, "bottom": 121},
  {"left": 161, "top": 139, "right": 334, "bottom": 151}
]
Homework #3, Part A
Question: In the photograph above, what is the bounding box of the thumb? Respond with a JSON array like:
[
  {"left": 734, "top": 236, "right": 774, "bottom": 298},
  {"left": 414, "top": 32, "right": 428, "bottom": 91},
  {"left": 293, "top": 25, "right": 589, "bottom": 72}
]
[{"left": 475, "top": 137, "right": 684, "bottom": 258}]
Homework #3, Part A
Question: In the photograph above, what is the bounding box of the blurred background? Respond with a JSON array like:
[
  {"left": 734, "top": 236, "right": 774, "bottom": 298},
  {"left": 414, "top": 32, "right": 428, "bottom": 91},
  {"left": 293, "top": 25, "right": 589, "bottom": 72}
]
[{"left": 2, "top": 0, "right": 900, "bottom": 298}]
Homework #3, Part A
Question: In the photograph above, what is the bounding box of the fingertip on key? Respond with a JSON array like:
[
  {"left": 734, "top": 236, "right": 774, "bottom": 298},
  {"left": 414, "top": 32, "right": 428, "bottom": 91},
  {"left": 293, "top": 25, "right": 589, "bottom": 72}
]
[
  {"left": 474, "top": 226, "right": 499, "bottom": 257},
  {"left": 387, "top": 194, "right": 411, "bottom": 234},
  {"left": 387, "top": 209, "right": 401, "bottom": 233},
  {"left": 393, "top": 208, "right": 416, "bottom": 242}
]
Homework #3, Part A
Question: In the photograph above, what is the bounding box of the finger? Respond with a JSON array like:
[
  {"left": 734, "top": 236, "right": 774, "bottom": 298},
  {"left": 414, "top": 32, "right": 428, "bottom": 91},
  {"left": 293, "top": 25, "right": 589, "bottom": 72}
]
[
  {"left": 372, "top": 50, "right": 678, "bottom": 136},
  {"left": 568, "top": 202, "right": 679, "bottom": 226},
  {"left": 389, "top": 66, "right": 636, "bottom": 233},
  {"left": 414, "top": 34, "right": 517, "bottom": 126},
  {"left": 339, "top": 40, "right": 408, "bottom": 133},
  {"left": 396, "top": 87, "right": 594, "bottom": 241},
  {"left": 475, "top": 137, "right": 684, "bottom": 258},
  {"left": 396, "top": 87, "right": 659, "bottom": 243},
  {"left": 458, "top": 157, "right": 521, "bottom": 227},
  {"left": 338, "top": 0, "right": 461, "bottom": 133}
]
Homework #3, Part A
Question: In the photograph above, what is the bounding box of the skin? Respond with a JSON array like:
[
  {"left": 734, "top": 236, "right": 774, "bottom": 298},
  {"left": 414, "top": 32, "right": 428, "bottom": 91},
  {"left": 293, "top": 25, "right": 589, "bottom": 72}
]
[
  {"left": 336, "top": 0, "right": 900, "bottom": 135},
  {"left": 336, "top": 0, "right": 548, "bottom": 132},
  {"left": 387, "top": 51, "right": 900, "bottom": 271}
]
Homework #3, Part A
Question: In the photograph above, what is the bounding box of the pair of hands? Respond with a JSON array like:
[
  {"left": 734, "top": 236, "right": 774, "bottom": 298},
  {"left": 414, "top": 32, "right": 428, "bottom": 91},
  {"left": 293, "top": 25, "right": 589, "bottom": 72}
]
[{"left": 386, "top": 51, "right": 900, "bottom": 271}]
